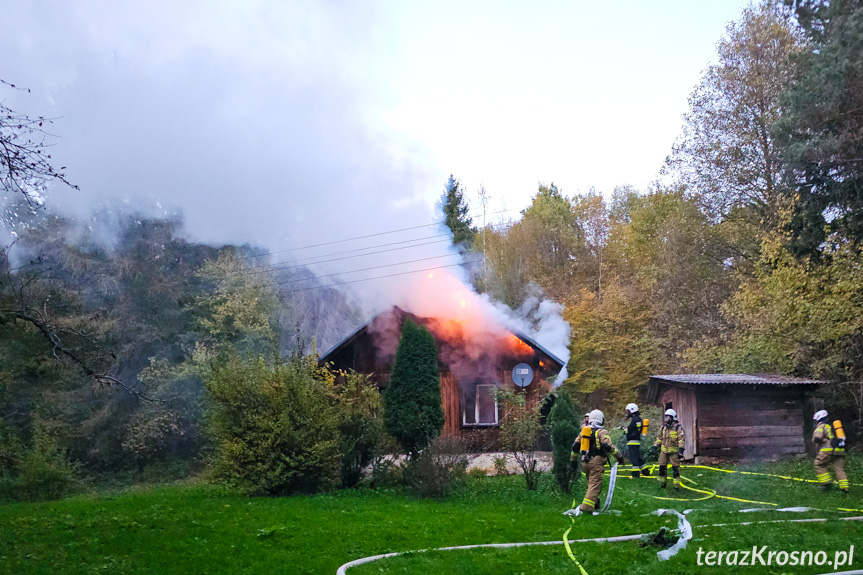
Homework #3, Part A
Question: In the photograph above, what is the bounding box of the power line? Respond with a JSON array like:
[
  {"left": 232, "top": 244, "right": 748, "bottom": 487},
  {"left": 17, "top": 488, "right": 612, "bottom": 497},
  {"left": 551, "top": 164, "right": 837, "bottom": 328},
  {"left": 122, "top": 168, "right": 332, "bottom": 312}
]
[
  {"left": 285, "top": 259, "right": 483, "bottom": 293},
  {"left": 253, "top": 207, "right": 518, "bottom": 257},
  {"left": 273, "top": 252, "right": 464, "bottom": 286},
  {"left": 239, "top": 238, "right": 452, "bottom": 278},
  {"left": 232, "top": 220, "right": 515, "bottom": 280}
]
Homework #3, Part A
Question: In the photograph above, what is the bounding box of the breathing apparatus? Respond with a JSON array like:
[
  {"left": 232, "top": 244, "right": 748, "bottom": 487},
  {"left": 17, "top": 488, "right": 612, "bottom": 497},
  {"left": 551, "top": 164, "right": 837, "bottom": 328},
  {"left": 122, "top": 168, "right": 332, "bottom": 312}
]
[
  {"left": 833, "top": 419, "right": 846, "bottom": 449},
  {"left": 642, "top": 418, "right": 649, "bottom": 435},
  {"left": 580, "top": 410, "right": 605, "bottom": 461}
]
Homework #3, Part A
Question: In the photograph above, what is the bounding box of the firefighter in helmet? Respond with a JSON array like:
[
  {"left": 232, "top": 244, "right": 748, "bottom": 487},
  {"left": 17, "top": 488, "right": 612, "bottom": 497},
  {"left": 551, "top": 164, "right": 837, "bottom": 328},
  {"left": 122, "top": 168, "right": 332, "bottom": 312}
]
[
  {"left": 812, "top": 409, "right": 848, "bottom": 492},
  {"left": 570, "top": 409, "right": 624, "bottom": 514},
  {"left": 624, "top": 403, "right": 648, "bottom": 478},
  {"left": 654, "top": 408, "right": 685, "bottom": 490}
]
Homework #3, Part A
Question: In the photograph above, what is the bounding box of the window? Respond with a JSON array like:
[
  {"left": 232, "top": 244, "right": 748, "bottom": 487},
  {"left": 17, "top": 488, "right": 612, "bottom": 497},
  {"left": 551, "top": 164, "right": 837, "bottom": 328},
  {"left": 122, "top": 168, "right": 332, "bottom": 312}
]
[{"left": 462, "top": 383, "right": 499, "bottom": 426}]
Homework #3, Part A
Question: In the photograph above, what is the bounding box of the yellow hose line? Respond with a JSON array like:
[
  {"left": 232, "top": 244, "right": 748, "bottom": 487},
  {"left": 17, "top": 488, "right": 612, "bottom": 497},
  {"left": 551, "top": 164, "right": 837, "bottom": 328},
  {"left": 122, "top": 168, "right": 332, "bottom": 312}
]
[
  {"left": 683, "top": 464, "right": 819, "bottom": 484},
  {"left": 562, "top": 523, "right": 590, "bottom": 575}
]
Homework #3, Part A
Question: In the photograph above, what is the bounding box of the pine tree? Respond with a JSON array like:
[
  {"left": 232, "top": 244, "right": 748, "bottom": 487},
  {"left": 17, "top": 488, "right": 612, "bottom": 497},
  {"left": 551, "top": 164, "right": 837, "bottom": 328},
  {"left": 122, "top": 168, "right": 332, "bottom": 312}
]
[
  {"left": 383, "top": 321, "right": 443, "bottom": 455},
  {"left": 548, "top": 391, "right": 582, "bottom": 492},
  {"left": 439, "top": 175, "right": 476, "bottom": 247}
]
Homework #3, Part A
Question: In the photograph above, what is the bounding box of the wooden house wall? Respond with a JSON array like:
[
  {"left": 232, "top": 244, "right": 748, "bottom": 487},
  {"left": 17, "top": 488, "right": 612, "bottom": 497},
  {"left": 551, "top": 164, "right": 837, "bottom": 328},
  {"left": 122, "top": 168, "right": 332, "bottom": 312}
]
[
  {"left": 695, "top": 386, "right": 805, "bottom": 459},
  {"left": 656, "top": 385, "right": 697, "bottom": 459},
  {"left": 440, "top": 372, "right": 461, "bottom": 436}
]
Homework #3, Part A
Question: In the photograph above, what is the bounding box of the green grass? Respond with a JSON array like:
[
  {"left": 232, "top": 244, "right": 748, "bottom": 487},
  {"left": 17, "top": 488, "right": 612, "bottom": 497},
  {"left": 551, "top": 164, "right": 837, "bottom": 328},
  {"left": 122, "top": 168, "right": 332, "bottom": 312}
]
[{"left": 1, "top": 457, "right": 862, "bottom": 575}]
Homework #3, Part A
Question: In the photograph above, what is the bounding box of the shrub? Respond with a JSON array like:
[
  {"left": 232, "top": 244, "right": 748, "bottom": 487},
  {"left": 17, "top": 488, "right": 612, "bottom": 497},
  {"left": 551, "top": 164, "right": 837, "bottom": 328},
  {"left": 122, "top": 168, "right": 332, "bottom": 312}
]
[
  {"left": 497, "top": 389, "right": 544, "bottom": 491},
  {"left": 204, "top": 354, "right": 342, "bottom": 495},
  {"left": 468, "top": 467, "right": 488, "bottom": 478},
  {"left": 493, "top": 455, "right": 509, "bottom": 477},
  {"left": 0, "top": 427, "right": 79, "bottom": 502},
  {"left": 548, "top": 391, "right": 582, "bottom": 492},
  {"left": 335, "top": 371, "right": 385, "bottom": 488},
  {"left": 406, "top": 435, "right": 468, "bottom": 498},
  {"left": 383, "top": 321, "right": 443, "bottom": 456}
]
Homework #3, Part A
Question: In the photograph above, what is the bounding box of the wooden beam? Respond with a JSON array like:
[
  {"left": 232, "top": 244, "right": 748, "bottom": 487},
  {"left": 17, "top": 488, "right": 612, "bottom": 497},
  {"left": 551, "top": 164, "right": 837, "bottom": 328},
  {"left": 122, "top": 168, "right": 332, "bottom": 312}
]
[{"left": 698, "top": 425, "right": 803, "bottom": 439}]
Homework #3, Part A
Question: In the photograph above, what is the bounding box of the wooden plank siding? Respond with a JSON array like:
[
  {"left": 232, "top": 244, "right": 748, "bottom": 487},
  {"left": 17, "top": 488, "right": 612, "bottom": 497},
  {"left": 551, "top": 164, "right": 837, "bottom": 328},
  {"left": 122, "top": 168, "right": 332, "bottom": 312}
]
[
  {"left": 657, "top": 385, "right": 697, "bottom": 459},
  {"left": 695, "top": 386, "right": 805, "bottom": 459},
  {"left": 440, "top": 372, "right": 461, "bottom": 437}
]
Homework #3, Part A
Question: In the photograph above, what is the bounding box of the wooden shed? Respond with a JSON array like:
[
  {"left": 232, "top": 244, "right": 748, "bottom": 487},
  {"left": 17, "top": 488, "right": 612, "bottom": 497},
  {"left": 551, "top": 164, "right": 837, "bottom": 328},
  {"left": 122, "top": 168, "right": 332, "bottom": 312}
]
[
  {"left": 320, "top": 307, "right": 564, "bottom": 440},
  {"left": 645, "top": 374, "right": 825, "bottom": 461}
]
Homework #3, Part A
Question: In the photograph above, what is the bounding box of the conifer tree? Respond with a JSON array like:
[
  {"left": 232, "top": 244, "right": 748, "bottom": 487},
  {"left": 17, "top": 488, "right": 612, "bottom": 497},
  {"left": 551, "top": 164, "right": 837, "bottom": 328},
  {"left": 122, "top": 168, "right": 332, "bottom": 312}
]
[
  {"left": 548, "top": 391, "right": 582, "bottom": 492},
  {"left": 439, "top": 175, "right": 476, "bottom": 247},
  {"left": 383, "top": 321, "right": 443, "bottom": 455}
]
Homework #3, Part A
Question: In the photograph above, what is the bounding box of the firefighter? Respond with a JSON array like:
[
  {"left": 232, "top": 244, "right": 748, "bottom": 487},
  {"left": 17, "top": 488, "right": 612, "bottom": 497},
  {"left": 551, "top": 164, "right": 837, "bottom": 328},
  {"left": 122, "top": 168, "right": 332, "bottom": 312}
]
[
  {"left": 624, "top": 403, "right": 648, "bottom": 478},
  {"left": 570, "top": 409, "right": 624, "bottom": 514},
  {"left": 812, "top": 409, "right": 848, "bottom": 492},
  {"left": 654, "top": 408, "right": 685, "bottom": 490}
]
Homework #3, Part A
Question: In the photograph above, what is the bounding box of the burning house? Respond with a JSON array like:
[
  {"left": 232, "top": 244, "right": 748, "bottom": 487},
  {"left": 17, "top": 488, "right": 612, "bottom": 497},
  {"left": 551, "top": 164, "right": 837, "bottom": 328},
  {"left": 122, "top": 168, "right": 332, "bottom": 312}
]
[{"left": 320, "top": 306, "right": 565, "bottom": 440}]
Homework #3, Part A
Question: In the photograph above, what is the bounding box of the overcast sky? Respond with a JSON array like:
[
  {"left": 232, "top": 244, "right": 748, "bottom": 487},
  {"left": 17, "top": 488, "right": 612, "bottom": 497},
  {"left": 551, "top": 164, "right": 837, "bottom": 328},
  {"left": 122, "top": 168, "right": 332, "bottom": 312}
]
[{"left": 2, "top": 0, "right": 749, "bottom": 304}]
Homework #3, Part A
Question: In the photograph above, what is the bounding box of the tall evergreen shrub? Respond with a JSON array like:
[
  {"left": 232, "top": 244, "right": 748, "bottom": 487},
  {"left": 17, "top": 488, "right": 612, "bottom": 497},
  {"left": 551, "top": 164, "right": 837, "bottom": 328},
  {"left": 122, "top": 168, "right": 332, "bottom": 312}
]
[
  {"left": 383, "top": 321, "right": 443, "bottom": 455},
  {"left": 549, "top": 391, "right": 581, "bottom": 492}
]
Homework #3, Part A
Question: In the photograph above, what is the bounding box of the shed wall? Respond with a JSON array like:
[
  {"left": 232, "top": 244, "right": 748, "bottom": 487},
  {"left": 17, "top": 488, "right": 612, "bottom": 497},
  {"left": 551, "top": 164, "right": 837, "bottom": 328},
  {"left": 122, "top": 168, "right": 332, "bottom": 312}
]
[
  {"left": 657, "top": 385, "right": 697, "bottom": 459},
  {"left": 695, "top": 386, "right": 804, "bottom": 459}
]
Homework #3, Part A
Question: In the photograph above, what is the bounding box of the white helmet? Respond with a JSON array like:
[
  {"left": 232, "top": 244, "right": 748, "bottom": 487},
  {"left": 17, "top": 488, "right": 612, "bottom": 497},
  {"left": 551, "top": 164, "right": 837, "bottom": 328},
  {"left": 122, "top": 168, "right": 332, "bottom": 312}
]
[
  {"left": 664, "top": 408, "right": 677, "bottom": 420},
  {"left": 625, "top": 403, "right": 639, "bottom": 414},
  {"left": 588, "top": 409, "right": 605, "bottom": 427},
  {"left": 813, "top": 409, "right": 828, "bottom": 422}
]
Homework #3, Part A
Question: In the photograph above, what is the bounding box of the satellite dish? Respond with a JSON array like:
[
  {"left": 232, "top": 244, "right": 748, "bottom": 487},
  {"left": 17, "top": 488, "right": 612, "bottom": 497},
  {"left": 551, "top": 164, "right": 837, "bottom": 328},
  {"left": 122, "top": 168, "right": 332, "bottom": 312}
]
[{"left": 511, "top": 363, "right": 534, "bottom": 387}]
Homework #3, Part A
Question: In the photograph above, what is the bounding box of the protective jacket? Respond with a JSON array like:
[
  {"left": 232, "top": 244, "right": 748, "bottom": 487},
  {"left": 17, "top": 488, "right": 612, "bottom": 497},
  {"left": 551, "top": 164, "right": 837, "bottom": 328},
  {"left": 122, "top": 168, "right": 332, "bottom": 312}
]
[
  {"left": 571, "top": 426, "right": 623, "bottom": 513},
  {"left": 571, "top": 427, "right": 623, "bottom": 463},
  {"left": 812, "top": 421, "right": 848, "bottom": 491},
  {"left": 812, "top": 422, "right": 845, "bottom": 455},
  {"left": 654, "top": 421, "right": 685, "bottom": 454},
  {"left": 626, "top": 414, "right": 643, "bottom": 445}
]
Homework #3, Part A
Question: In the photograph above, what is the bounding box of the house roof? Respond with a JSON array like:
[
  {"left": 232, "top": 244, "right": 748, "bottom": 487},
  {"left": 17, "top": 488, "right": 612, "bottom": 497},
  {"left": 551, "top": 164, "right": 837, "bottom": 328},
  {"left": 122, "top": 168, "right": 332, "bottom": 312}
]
[
  {"left": 645, "top": 373, "right": 826, "bottom": 402},
  {"left": 319, "top": 306, "right": 565, "bottom": 371}
]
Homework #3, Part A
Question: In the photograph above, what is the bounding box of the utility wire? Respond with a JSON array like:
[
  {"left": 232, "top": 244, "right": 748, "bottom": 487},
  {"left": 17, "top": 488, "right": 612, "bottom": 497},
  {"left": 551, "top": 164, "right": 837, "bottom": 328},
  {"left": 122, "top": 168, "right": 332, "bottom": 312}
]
[
  {"left": 230, "top": 220, "right": 514, "bottom": 280},
  {"left": 237, "top": 238, "right": 452, "bottom": 278},
  {"left": 273, "top": 253, "right": 463, "bottom": 286},
  {"left": 253, "top": 207, "right": 518, "bottom": 257},
  {"left": 285, "top": 259, "right": 483, "bottom": 293}
]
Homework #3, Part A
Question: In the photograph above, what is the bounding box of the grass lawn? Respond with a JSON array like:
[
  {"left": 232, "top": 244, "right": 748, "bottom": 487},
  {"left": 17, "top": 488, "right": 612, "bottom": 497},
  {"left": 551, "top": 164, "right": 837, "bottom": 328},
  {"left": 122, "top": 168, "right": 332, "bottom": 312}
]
[{"left": 1, "top": 457, "right": 862, "bottom": 575}]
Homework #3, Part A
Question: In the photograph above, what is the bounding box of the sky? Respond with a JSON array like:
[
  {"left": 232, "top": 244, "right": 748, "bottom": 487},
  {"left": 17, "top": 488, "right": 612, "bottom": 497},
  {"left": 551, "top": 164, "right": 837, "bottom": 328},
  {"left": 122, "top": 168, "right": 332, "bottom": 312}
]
[{"left": 1, "top": 0, "right": 751, "bottom": 342}]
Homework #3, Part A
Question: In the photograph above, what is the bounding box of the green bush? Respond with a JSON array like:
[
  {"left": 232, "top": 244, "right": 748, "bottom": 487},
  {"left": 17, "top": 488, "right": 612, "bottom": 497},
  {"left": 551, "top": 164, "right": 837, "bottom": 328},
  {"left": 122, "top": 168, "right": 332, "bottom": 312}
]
[
  {"left": 405, "top": 435, "right": 468, "bottom": 498},
  {"left": 548, "top": 391, "right": 582, "bottom": 493},
  {"left": 0, "top": 427, "right": 79, "bottom": 502},
  {"left": 335, "top": 371, "right": 385, "bottom": 488},
  {"left": 383, "top": 321, "right": 443, "bottom": 456},
  {"left": 204, "top": 354, "right": 342, "bottom": 495}
]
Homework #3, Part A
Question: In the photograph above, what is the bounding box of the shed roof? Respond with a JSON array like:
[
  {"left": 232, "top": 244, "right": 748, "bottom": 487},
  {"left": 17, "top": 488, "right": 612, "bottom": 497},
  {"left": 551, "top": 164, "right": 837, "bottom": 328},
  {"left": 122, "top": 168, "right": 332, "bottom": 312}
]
[
  {"left": 646, "top": 373, "right": 826, "bottom": 403},
  {"left": 650, "top": 373, "right": 826, "bottom": 385}
]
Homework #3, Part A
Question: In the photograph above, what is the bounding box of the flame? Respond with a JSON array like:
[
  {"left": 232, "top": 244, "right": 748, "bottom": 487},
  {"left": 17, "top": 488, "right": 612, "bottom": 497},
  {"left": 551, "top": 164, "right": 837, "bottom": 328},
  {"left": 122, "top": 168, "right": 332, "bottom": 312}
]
[{"left": 506, "top": 334, "right": 534, "bottom": 356}]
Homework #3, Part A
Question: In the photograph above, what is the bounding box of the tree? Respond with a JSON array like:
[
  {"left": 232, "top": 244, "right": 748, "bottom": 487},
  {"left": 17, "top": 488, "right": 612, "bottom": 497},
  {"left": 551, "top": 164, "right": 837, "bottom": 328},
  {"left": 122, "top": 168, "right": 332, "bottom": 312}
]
[
  {"left": 205, "top": 354, "right": 342, "bottom": 495},
  {"left": 666, "top": 2, "right": 802, "bottom": 224},
  {"left": 383, "top": 320, "right": 443, "bottom": 455},
  {"left": 1, "top": 79, "right": 77, "bottom": 206},
  {"left": 548, "top": 390, "right": 582, "bottom": 493},
  {"left": 776, "top": 0, "right": 863, "bottom": 253},
  {"left": 497, "top": 388, "right": 544, "bottom": 491},
  {"left": 438, "top": 174, "right": 476, "bottom": 247}
]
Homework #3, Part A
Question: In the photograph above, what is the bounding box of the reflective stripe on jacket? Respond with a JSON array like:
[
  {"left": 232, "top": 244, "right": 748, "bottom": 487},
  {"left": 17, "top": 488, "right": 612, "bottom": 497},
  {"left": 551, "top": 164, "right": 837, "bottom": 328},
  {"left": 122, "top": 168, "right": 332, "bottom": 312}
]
[
  {"left": 626, "top": 415, "right": 643, "bottom": 445},
  {"left": 654, "top": 421, "right": 685, "bottom": 453},
  {"left": 812, "top": 422, "right": 845, "bottom": 454}
]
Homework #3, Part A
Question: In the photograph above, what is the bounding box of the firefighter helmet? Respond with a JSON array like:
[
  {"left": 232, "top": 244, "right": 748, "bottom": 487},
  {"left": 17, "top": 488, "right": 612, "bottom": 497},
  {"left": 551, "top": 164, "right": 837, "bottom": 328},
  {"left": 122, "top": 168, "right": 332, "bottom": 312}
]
[
  {"left": 813, "top": 409, "right": 828, "bottom": 422},
  {"left": 664, "top": 408, "right": 677, "bottom": 420},
  {"left": 588, "top": 409, "right": 605, "bottom": 426},
  {"left": 625, "top": 403, "right": 639, "bottom": 414}
]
